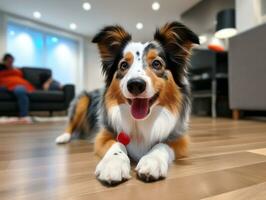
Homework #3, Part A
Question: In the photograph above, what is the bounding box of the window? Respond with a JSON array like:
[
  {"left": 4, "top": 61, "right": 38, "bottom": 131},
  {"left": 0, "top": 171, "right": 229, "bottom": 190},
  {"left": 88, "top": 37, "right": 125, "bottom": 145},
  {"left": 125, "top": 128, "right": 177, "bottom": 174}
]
[{"left": 6, "top": 21, "right": 79, "bottom": 85}]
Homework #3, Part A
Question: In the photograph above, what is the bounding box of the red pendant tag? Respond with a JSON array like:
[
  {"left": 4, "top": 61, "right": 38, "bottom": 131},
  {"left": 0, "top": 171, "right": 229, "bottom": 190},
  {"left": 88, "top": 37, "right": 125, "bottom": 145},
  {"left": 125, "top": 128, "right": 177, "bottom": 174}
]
[{"left": 117, "top": 131, "right": 130, "bottom": 146}]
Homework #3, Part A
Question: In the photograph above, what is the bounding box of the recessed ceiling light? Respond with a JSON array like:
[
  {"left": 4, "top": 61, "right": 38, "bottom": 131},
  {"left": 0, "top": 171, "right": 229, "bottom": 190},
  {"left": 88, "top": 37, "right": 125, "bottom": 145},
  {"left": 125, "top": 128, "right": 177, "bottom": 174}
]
[
  {"left": 136, "top": 22, "right": 143, "bottom": 30},
  {"left": 152, "top": 2, "right": 160, "bottom": 11},
  {"left": 83, "top": 2, "right": 91, "bottom": 11},
  {"left": 33, "top": 11, "right": 42, "bottom": 19},
  {"left": 69, "top": 23, "right": 77, "bottom": 30}
]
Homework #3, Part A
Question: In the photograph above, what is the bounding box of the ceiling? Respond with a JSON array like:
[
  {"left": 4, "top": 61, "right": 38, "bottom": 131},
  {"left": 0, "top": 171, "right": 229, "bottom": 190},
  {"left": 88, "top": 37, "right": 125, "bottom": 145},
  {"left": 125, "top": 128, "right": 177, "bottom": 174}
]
[{"left": 0, "top": 0, "right": 201, "bottom": 41}]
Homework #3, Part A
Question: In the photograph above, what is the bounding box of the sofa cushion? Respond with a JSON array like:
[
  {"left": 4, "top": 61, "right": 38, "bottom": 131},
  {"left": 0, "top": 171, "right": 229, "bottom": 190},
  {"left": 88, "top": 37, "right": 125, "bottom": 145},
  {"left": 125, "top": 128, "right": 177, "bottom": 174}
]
[
  {"left": 21, "top": 67, "right": 52, "bottom": 89},
  {"left": 0, "top": 91, "right": 15, "bottom": 101},
  {"left": 29, "top": 90, "right": 64, "bottom": 102}
]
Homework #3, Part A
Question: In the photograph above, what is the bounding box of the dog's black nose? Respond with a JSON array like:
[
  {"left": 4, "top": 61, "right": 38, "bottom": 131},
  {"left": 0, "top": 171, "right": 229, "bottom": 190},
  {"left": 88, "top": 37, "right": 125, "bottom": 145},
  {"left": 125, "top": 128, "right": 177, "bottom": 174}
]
[{"left": 127, "top": 78, "right": 146, "bottom": 96}]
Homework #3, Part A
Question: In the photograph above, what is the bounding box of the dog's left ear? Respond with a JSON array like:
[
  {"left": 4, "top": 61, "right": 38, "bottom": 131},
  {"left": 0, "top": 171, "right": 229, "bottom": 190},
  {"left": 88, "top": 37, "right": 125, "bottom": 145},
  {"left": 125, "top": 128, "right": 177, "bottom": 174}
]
[
  {"left": 154, "top": 22, "right": 199, "bottom": 46},
  {"left": 154, "top": 22, "right": 199, "bottom": 86},
  {"left": 154, "top": 21, "right": 199, "bottom": 50}
]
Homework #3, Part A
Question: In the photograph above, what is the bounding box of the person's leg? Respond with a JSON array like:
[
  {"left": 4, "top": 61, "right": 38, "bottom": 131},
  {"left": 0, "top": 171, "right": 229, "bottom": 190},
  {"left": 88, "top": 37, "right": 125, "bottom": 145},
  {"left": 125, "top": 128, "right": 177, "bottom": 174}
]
[
  {"left": 0, "top": 86, "right": 7, "bottom": 92},
  {"left": 13, "top": 86, "right": 29, "bottom": 117}
]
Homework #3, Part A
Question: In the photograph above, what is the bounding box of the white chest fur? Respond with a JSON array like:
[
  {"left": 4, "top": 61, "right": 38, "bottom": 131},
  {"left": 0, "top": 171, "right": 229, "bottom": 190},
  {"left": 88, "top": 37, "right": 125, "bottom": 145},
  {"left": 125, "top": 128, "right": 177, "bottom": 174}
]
[{"left": 107, "top": 104, "right": 177, "bottom": 161}]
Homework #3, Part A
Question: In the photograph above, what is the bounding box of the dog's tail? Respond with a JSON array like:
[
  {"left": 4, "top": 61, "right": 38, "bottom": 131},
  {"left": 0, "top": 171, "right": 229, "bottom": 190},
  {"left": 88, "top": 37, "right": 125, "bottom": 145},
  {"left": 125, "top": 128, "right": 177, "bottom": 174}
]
[{"left": 56, "top": 89, "right": 102, "bottom": 144}]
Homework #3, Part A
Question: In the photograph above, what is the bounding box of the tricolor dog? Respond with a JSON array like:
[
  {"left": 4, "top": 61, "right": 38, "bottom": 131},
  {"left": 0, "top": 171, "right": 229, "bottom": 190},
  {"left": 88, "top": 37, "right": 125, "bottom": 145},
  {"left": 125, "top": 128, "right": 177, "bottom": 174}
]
[{"left": 56, "top": 21, "right": 199, "bottom": 185}]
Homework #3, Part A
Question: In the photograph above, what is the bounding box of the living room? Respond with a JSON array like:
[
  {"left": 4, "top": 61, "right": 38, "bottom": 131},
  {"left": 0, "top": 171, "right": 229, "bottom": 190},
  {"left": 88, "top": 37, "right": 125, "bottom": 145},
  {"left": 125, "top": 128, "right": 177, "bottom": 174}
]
[{"left": 0, "top": 0, "right": 266, "bottom": 199}]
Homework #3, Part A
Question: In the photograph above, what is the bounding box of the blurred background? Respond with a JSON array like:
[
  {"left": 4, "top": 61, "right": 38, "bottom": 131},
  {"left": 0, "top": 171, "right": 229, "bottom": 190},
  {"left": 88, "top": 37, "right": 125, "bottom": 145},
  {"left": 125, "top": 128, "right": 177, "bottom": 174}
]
[{"left": 0, "top": 0, "right": 265, "bottom": 119}]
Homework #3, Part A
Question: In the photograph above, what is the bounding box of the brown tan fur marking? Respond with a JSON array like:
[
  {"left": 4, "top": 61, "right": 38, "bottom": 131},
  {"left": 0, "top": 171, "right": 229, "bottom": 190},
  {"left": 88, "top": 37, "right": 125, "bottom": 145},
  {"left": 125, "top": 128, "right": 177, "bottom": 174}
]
[
  {"left": 159, "top": 72, "right": 183, "bottom": 114},
  {"left": 124, "top": 52, "right": 134, "bottom": 66},
  {"left": 146, "top": 49, "right": 159, "bottom": 61},
  {"left": 65, "top": 96, "right": 90, "bottom": 135},
  {"left": 94, "top": 128, "right": 116, "bottom": 157},
  {"left": 166, "top": 135, "right": 189, "bottom": 159},
  {"left": 105, "top": 74, "right": 126, "bottom": 110},
  {"left": 145, "top": 67, "right": 182, "bottom": 114}
]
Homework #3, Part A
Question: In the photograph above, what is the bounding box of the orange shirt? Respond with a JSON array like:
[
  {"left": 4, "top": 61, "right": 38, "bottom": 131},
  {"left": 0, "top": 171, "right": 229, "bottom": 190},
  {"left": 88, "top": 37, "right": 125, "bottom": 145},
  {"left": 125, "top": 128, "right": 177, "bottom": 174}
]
[{"left": 0, "top": 69, "right": 35, "bottom": 92}]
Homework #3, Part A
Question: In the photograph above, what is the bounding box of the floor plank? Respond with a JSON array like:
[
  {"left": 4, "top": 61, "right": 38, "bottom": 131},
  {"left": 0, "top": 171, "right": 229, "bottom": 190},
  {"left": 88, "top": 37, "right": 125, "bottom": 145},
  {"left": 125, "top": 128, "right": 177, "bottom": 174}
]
[
  {"left": 248, "top": 148, "right": 266, "bottom": 156},
  {"left": 0, "top": 117, "right": 266, "bottom": 200},
  {"left": 202, "top": 182, "right": 266, "bottom": 200}
]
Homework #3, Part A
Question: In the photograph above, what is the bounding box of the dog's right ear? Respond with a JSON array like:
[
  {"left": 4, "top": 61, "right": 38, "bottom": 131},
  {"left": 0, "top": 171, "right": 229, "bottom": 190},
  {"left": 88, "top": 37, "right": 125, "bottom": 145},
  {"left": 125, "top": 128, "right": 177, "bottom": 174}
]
[
  {"left": 92, "top": 25, "right": 131, "bottom": 58},
  {"left": 92, "top": 25, "right": 131, "bottom": 84},
  {"left": 92, "top": 25, "right": 131, "bottom": 60}
]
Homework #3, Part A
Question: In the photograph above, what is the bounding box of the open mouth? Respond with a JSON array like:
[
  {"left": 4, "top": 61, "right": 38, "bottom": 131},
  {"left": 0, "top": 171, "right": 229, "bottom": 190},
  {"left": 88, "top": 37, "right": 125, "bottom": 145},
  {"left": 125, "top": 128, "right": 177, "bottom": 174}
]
[{"left": 127, "top": 93, "right": 159, "bottom": 120}]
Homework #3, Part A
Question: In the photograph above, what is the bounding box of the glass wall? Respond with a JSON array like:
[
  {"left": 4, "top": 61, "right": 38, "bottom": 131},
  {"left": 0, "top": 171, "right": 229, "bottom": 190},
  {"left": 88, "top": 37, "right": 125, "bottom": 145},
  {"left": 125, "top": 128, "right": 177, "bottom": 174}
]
[{"left": 6, "top": 21, "right": 79, "bottom": 85}]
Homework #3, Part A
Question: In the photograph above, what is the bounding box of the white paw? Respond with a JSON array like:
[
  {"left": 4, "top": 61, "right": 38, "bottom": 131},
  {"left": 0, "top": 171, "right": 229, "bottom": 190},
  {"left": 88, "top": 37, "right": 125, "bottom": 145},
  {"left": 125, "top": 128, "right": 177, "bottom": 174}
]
[
  {"left": 55, "top": 133, "right": 71, "bottom": 144},
  {"left": 136, "top": 154, "right": 169, "bottom": 182},
  {"left": 95, "top": 151, "right": 131, "bottom": 185}
]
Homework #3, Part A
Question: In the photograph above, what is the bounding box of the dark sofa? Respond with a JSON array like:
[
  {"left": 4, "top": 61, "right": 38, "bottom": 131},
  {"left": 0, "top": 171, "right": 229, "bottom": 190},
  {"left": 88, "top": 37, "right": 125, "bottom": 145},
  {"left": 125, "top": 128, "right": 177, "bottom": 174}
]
[{"left": 0, "top": 67, "right": 75, "bottom": 116}]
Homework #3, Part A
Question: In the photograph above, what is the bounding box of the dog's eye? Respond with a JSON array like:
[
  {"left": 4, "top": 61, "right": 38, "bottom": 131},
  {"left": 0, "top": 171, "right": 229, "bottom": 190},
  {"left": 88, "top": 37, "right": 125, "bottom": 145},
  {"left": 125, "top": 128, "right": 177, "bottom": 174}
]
[
  {"left": 152, "top": 60, "right": 163, "bottom": 70},
  {"left": 119, "top": 61, "right": 129, "bottom": 71}
]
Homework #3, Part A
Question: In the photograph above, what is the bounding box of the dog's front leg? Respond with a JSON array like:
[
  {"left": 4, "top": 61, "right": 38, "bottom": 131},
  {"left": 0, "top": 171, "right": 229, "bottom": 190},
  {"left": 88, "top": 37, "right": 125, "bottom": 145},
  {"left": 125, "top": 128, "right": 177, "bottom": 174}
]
[
  {"left": 136, "top": 135, "right": 189, "bottom": 182},
  {"left": 136, "top": 143, "right": 175, "bottom": 182},
  {"left": 94, "top": 129, "right": 131, "bottom": 186}
]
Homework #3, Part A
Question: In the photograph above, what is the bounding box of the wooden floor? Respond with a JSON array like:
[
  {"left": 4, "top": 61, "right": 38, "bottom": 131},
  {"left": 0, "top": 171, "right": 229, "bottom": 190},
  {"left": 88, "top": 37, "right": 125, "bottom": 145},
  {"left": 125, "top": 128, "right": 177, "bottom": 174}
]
[{"left": 1, "top": 117, "right": 266, "bottom": 200}]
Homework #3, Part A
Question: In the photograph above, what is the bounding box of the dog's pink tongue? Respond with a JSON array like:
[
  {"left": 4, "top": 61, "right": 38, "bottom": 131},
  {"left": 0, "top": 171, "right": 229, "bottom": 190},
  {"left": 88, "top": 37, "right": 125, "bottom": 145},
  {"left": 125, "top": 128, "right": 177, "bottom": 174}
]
[{"left": 131, "top": 98, "right": 149, "bottom": 120}]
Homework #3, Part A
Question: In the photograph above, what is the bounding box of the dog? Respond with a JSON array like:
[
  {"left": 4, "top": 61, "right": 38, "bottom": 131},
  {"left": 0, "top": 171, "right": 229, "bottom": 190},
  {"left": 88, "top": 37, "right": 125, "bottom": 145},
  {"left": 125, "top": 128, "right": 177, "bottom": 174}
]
[{"left": 56, "top": 21, "right": 199, "bottom": 185}]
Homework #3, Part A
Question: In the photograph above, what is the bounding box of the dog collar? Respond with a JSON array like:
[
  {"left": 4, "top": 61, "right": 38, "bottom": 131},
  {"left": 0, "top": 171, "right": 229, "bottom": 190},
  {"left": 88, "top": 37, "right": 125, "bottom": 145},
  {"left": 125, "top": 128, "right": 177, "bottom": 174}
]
[{"left": 117, "top": 131, "right": 131, "bottom": 146}]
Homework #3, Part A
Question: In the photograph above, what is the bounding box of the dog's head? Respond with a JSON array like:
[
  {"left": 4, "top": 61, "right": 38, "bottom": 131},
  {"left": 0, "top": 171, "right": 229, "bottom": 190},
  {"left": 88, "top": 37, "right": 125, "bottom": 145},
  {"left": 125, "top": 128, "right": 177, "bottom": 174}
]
[{"left": 92, "top": 22, "right": 199, "bottom": 120}]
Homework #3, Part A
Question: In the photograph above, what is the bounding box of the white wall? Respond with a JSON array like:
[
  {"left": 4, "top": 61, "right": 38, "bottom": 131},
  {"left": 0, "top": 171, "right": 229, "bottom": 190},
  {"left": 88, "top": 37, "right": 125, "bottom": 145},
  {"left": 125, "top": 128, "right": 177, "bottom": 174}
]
[
  {"left": 83, "top": 43, "right": 104, "bottom": 91},
  {"left": 236, "top": 0, "right": 263, "bottom": 33}
]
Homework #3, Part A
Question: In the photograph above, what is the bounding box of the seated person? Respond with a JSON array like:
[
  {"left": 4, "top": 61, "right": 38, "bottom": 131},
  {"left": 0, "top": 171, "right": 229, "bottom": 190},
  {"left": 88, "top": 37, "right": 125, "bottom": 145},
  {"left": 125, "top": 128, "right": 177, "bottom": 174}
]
[
  {"left": 0, "top": 53, "right": 35, "bottom": 123},
  {"left": 39, "top": 73, "right": 62, "bottom": 91}
]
